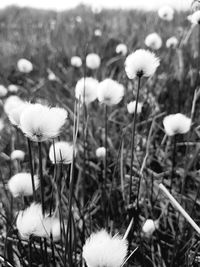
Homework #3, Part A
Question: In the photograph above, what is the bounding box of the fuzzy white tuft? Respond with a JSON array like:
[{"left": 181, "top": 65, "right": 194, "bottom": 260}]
[
  {"left": 163, "top": 113, "right": 191, "bottom": 136},
  {"left": 71, "top": 56, "right": 82, "bottom": 68},
  {"left": 17, "top": 58, "right": 33, "bottom": 73},
  {"left": 8, "top": 172, "right": 39, "bottom": 197},
  {"left": 97, "top": 79, "right": 124, "bottom": 106},
  {"left": 96, "top": 147, "right": 106, "bottom": 158},
  {"left": 125, "top": 49, "right": 160, "bottom": 79},
  {"left": 94, "top": 29, "right": 102, "bottom": 37},
  {"left": 20, "top": 103, "right": 68, "bottom": 142},
  {"left": 188, "top": 10, "right": 200, "bottom": 24},
  {"left": 83, "top": 229, "right": 128, "bottom": 267},
  {"left": 0, "top": 85, "right": 8, "bottom": 97},
  {"left": 75, "top": 77, "right": 99, "bottom": 104},
  {"left": 4, "top": 96, "right": 24, "bottom": 115},
  {"left": 10, "top": 150, "right": 25, "bottom": 161},
  {"left": 158, "top": 5, "right": 174, "bottom": 21},
  {"left": 145, "top": 33, "right": 162, "bottom": 50},
  {"left": 116, "top": 43, "right": 128, "bottom": 56},
  {"left": 127, "top": 101, "right": 143, "bottom": 114},
  {"left": 49, "top": 141, "right": 74, "bottom": 164},
  {"left": 8, "top": 84, "right": 19, "bottom": 93},
  {"left": 86, "top": 53, "right": 101, "bottom": 70},
  {"left": 166, "top": 36, "right": 178, "bottom": 49},
  {"left": 142, "top": 219, "right": 159, "bottom": 237},
  {"left": 7, "top": 102, "right": 28, "bottom": 127}
]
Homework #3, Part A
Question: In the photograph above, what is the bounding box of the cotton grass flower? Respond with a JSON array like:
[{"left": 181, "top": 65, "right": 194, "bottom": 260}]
[
  {"left": 142, "top": 219, "right": 159, "bottom": 237},
  {"left": 10, "top": 150, "right": 25, "bottom": 161},
  {"left": 116, "top": 43, "right": 128, "bottom": 56},
  {"left": 8, "top": 173, "right": 39, "bottom": 197},
  {"left": 166, "top": 36, "right": 178, "bottom": 48},
  {"left": 163, "top": 113, "right": 191, "bottom": 136},
  {"left": 71, "top": 56, "right": 82, "bottom": 68},
  {"left": 8, "top": 84, "right": 19, "bottom": 93},
  {"left": 125, "top": 49, "right": 160, "bottom": 79},
  {"left": 86, "top": 53, "right": 101, "bottom": 70},
  {"left": 94, "top": 29, "right": 102, "bottom": 37},
  {"left": 0, "top": 85, "right": 8, "bottom": 97},
  {"left": 17, "top": 58, "right": 33, "bottom": 73},
  {"left": 188, "top": 10, "right": 200, "bottom": 24},
  {"left": 158, "top": 6, "right": 174, "bottom": 21},
  {"left": 49, "top": 141, "right": 74, "bottom": 164},
  {"left": 75, "top": 77, "right": 99, "bottom": 104},
  {"left": 127, "top": 101, "right": 143, "bottom": 114},
  {"left": 145, "top": 33, "right": 162, "bottom": 50},
  {"left": 97, "top": 79, "right": 124, "bottom": 106},
  {"left": 7, "top": 102, "right": 28, "bottom": 127},
  {"left": 20, "top": 103, "right": 68, "bottom": 142},
  {"left": 16, "top": 203, "right": 61, "bottom": 240},
  {"left": 96, "top": 147, "right": 106, "bottom": 158},
  {"left": 4, "top": 96, "right": 24, "bottom": 115},
  {"left": 82, "top": 229, "right": 128, "bottom": 267}
]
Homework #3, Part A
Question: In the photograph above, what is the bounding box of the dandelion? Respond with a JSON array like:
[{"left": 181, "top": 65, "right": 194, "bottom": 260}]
[
  {"left": 145, "top": 33, "right": 162, "bottom": 50},
  {"left": 49, "top": 141, "right": 74, "bottom": 164},
  {"left": 142, "top": 219, "right": 159, "bottom": 237},
  {"left": 188, "top": 10, "right": 200, "bottom": 24},
  {"left": 86, "top": 53, "right": 101, "bottom": 70},
  {"left": 163, "top": 113, "right": 191, "bottom": 136},
  {"left": 97, "top": 79, "right": 124, "bottom": 106},
  {"left": 116, "top": 43, "right": 128, "bottom": 56},
  {"left": 82, "top": 229, "right": 128, "bottom": 267},
  {"left": 10, "top": 150, "right": 25, "bottom": 161},
  {"left": 125, "top": 49, "right": 160, "bottom": 79},
  {"left": 20, "top": 103, "right": 68, "bottom": 142},
  {"left": 166, "top": 36, "right": 179, "bottom": 48},
  {"left": 8, "top": 173, "right": 39, "bottom": 197},
  {"left": 75, "top": 77, "right": 99, "bottom": 104},
  {"left": 8, "top": 84, "right": 19, "bottom": 93},
  {"left": 17, "top": 58, "right": 33, "bottom": 73},
  {"left": 94, "top": 29, "right": 102, "bottom": 37},
  {"left": 71, "top": 56, "right": 82, "bottom": 68},
  {"left": 127, "top": 101, "right": 143, "bottom": 114},
  {"left": 0, "top": 85, "right": 8, "bottom": 97},
  {"left": 96, "top": 147, "right": 106, "bottom": 158},
  {"left": 158, "top": 6, "right": 174, "bottom": 21}
]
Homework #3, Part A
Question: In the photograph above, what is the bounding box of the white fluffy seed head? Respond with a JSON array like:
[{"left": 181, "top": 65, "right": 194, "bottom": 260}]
[
  {"left": 8, "top": 84, "right": 19, "bottom": 93},
  {"left": 142, "top": 219, "right": 158, "bottom": 236},
  {"left": 4, "top": 96, "right": 24, "bottom": 115},
  {"left": 75, "top": 77, "right": 99, "bottom": 104},
  {"left": 86, "top": 53, "right": 101, "bottom": 69},
  {"left": 97, "top": 79, "right": 124, "bottom": 106},
  {"left": 166, "top": 36, "right": 179, "bottom": 48},
  {"left": 188, "top": 10, "right": 200, "bottom": 24},
  {"left": 158, "top": 5, "right": 174, "bottom": 21},
  {"left": 49, "top": 141, "right": 74, "bottom": 164},
  {"left": 0, "top": 85, "right": 8, "bottom": 97},
  {"left": 125, "top": 49, "right": 160, "bottom": 79},
  {"left": 163, "top": 113, "right": 191, "bottom": 136},
  {"left": 17, "top": 58, "right": 33, "bottom": 73},
  {"left": 145, "top": 33, "right": 162, "bottom": 50},
  {"left": 94, "top": 29, "right": 102, "bottom": 37},
  {"left": 8, "top": 173, "right": 39, "bottom": 197},
  {"left": 96, "top": 147, "right": 106, "bottom": 158},
  {"left": 20, "top": 103, "right": 68, "bottom": 142},
  {"left": 7, "top": 102, "right": 28, "bottom": 127},
  {"left": 83, "top": 229, "right": 128, "bottom": 267},
  {"left": 10, "top": 150, "right": 25, "bottom": 161},
  {"left": 71, "top": 56, "right": 82, "bottom": 68},
  {"left": 127, "top": 101, "right": 143, "bottom": 114},
  {"left": 116, "top": 43, "right": 128, "bottom": 56}
]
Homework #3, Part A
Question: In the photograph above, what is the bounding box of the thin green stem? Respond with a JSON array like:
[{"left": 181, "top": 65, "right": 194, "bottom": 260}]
[
  {"left": 27, "top": 138, "right": 36, "bottom": 201},
  {"left": 38, "top": 142, "right": 45, "bottom": 216}
]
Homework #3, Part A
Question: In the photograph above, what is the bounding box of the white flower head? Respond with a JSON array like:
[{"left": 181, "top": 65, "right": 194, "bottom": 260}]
[
  {"left": 91, "top": 4, "right": 102, "bottom": 14},
  {"left": 163, "top": 113, "right": 191, "bottom": 136},
  {"left": 75, "top": 77, "right": 99, "bottom": 105},
  {"left": 125, "top": 49, "right": 160, "bottom": 79},
  {"left": 158, "top": 5, "right": 174, "bottom": 21},
  {"left": 0, "top": 85, "right": 8, "bottom": 97},
  {"left": 145, "top": 33, "right": 162, "bottom": 50},
  {"left": 127, "top": 101, "right": 143, "bottom": 114},
  {"left": 83, "top": 229, "right": 128, "bottom": 267},
  {"left": 17, "top": 58, "right": 33, "bottom": 73},
  {"left": 10, "top": 150, "right": 25, "bottom": 161},
  {"left": 49, "top": 141, "right": 74, "bottom": 164},
  {"left": 94, "top": 29, "right": 102, "bottom": 37},
  {"left": 86, "top": 53, "right": 101, "bottom": 70},
  {"left": 4, "top": 96, "right": 24, "bottom": 115},
  {"left": 96, "top": 147, "right": 106, "bottom": 158},
  {"left": 7, "top": 102, "right": 28, "bottom": 127},
  {"left": 71, "top": 56, "right": 82, "bottom": 68},
  {"left": 8, "top": 173, "right": 39, "bottom": 197},
  {"left": 116, "top": 43, "right": 128, "bottom": 56},
  {"left": 48, "top": 71, "right": 57, "bottom": 81},
  {"left": 20, "top": 103, "right": 68, "bottom": 142},
  {"left": 75, "top": 16, "right": 82, "bottom": 23},
  {"left": 8, "top": 84, "right": 19, "bottom": 93},
  {"left": 166, "top": 36, "right": 178, "bottom": 48},
  {"left": 97, "top": 79, "right": 124, "bottom": 106},
  {"left": 188, "top": 10, "right": 200, "bottom": 24},
  {"left": 142, "top": 219, "right": 159, "bottom": 237}
]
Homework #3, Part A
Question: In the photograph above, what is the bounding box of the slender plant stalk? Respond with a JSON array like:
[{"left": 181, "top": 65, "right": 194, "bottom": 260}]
[
  {"left": 170, "top": 135, "right": 177, "bottom": 192},
  {"left": 38, "top": 142, "right": 45, "bottom": 216},
  {"left": 104, "top": 104, "right": 108, "bottom": 227},
  {"left": 129, "top": 76, "right": 141, "bottom": 205},
  {"left": 27, "top": 138, "right": 36, "bottom": 201}
]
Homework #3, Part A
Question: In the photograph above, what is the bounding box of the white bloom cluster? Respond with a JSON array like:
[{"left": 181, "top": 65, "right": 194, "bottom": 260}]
[
  {"left": 75, "top": 77, "right": 99, "bottom": 104},
  {"left": 49, "top": 141, "right": 74, "bottom": 164},
  {"left": 145, "top": 33, "right": 162, "bottom": 50},
  {"left": 163, "top": 113, "right": 191, "bottom": 136},
  {"left": 142, "top": 219, "right": 159, "bottom": 237},
  {"left": 10, "top": 150, "right": 25, "bottom": 161},
  {"left": 127, "top": 101, "right": 143, "bottom": 114},
  {"left": 83, "top": 229, "right": 128, "bottom": 267},
  {"left": 96, "top": 147, "right": 106, "bottom": 158},
  {"left": 0, "top": 85, "right": 8, "bottom": 97},
  {"left": 116, "top": 43, "right": 128, "bottom": 56},
  {"left": 158, "top": 6, "right": 174, "bottom": 21},
  {"left": 86, "top": 53, "right": 101, "bottom": 69},
  {"left": 71, "top": 56, "right": 82, "bottom": 68},
  {"left": 8, "top": 84, "right": 19, "bottom": 93},
  {"left": 188, "top": 10, "right": 200, "bottom": 24},
  {"left": 17, "top": 58, "right": 33, "bottom": 73},
  {"left": 166, "top": 37, "right": 178, "bottom": 49}
]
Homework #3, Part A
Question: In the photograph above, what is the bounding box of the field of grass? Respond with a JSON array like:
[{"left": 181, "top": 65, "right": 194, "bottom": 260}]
[{"left": 0, "top": 4, "right": 200, "bottom": 267}]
